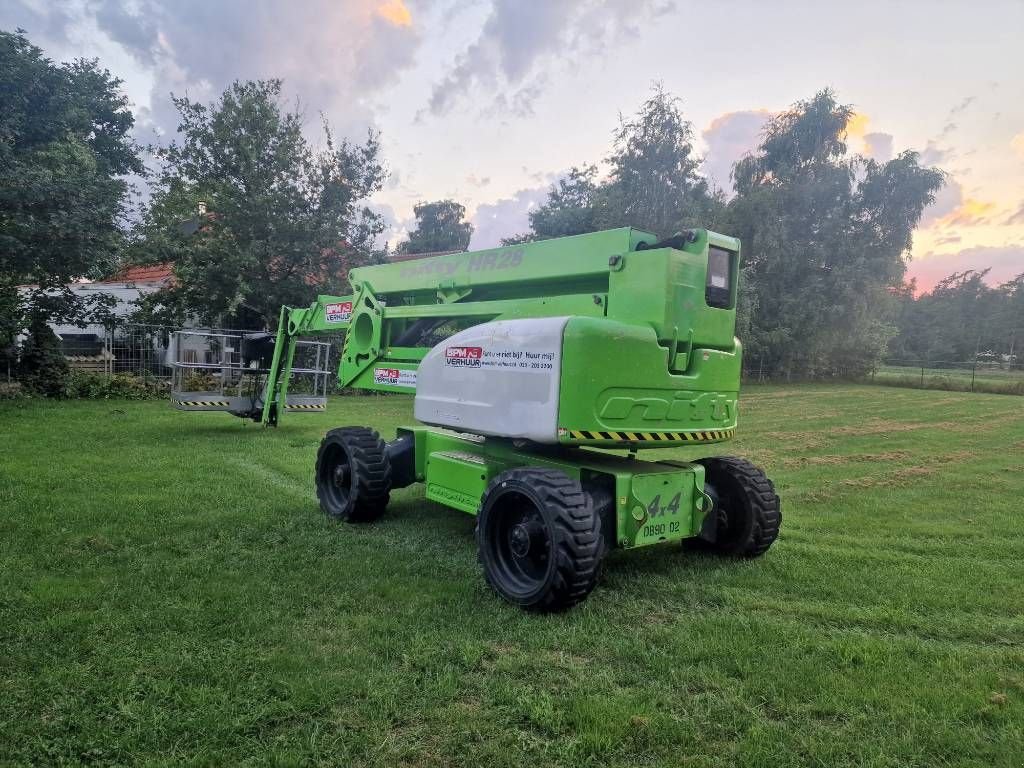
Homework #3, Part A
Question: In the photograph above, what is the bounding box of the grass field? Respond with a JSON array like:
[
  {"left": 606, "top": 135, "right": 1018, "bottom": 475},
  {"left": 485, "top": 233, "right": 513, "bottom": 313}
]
[{"left": 2, "top": 384, "right": 1023, "bottom": 766}]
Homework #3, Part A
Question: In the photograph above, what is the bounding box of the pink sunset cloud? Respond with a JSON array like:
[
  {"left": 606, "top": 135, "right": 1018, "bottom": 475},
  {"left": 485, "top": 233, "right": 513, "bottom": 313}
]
[{"left": 906, "top": 245, "right": 1024, "bottom": 293}]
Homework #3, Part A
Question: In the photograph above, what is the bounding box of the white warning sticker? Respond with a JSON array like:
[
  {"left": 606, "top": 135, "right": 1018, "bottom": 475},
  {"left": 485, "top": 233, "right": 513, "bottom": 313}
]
[
  {"left": 325, "top": 301, "right": 353, "bottom": 323},
  {"left": 373, "top": 367, "right": 417, "bottom": 388}
]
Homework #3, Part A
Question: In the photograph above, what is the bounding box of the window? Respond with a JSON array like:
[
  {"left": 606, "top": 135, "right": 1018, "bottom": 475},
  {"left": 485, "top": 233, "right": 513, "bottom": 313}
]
[{"left": 705, "top": 246, "right": 734, "bottom": 309}]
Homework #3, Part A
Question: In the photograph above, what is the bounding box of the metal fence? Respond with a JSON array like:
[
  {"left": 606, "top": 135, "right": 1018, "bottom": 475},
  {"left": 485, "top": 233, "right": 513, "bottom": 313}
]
[
  {"left": 871, "top": 358, "right": 1024, "bottom": 394},
  {"left": 56, "top": 322, "right": 176, "bottom": 381},
  {"left": 740, "top": 355, "right": 1023, "bottom": 395},
  {"left": 53, "top": 321, "right": 347, "bottom": 392}
]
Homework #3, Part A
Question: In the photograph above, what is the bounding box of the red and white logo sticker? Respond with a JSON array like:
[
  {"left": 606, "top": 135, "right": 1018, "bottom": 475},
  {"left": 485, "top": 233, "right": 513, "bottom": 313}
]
[
  {"left": 325, "top": 301, "right": 353, "bottom": 323},
  {"left": 373, "top": 367, "right": 416, "bottom": 388},
  {"left": 445, "top": 346, "right": 483, "bottom": 367}
]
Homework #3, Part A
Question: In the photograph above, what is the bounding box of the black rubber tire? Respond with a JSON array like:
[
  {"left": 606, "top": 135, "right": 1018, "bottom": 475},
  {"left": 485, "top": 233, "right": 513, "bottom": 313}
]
[
  {"left": 315, "top": 427, "right": 391, "bottom": 522},
  {"left": 698, "top": 457, "right": 780, "bottom": 557},
  {"left": 476, "top": 468, "right": 604, "bottom": 612}
]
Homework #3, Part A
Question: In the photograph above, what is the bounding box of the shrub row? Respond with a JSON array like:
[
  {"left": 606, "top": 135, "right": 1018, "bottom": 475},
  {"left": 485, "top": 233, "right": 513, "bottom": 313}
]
[{"left": 1, "top": 372, "right": 168, "bottom": 400}]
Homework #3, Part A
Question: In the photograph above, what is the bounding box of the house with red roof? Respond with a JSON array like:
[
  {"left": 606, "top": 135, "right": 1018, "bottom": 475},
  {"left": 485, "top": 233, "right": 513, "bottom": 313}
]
[{"left": 19, "top": 262, "right": 179, "bottom": 363}]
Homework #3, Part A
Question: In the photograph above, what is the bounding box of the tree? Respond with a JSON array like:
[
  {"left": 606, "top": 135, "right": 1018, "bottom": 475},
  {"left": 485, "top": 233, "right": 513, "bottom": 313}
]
[
  {"left": 16, "top": 314, "right": 68, "bottom": 397},
  {"left": 890, "top": 270, "right": 1022, "bottom": 363},
  {"left": 995, "top": 274, "right": 1024, "bottom": 361},
  {"left": 133, "top": 79, "right": 386, "bottom": 327},
  {"left": 522, "top": 165, "right": 600, "bottom": 241},
  {"left": 600, "top": 84, "right": 721, "bottom": 236},
  {"left": 506, "top": 86, "right": 723, "bottom": 244},
  {"left": 0, "top": 29, "right": 141, "bottom": 352},
  {"left": 398, "top": 199, "right": 473, "bottom": 254},
  {"left": 727, "top": 90, "right": 944, "bottom": 376}
]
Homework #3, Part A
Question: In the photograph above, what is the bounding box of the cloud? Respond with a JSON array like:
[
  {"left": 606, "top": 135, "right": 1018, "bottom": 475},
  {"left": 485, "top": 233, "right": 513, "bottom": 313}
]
[
  {"left": 1012, "top": 131, "right": 1024, "bottom": 159},
  {"left": 1, "top": 1, "right": 77, "bottom": 49},
  {"left": 376, "top": 0, "right": 412, "bottom": 27},
  {"left": 425, "top": 0, "right": 673, "bottom": 118},
  {"left": 862, "top": 132, "right": 894, "bottom": 162},
  {"left": 1006, "top": 202, "right": 1024, "bottom": 226},
  {"left": 950, "top": 95, "right": 976, "bottom": 115},
  {"left": 923, "top": 187, "right": 1024, "bottom": 231},
  {"left": 700, "top": 109, "right": 771, "bottom": 193},
  {"left": 933, "top": 97, "right": 975, "bottom": 140},
  {"left": 907, "top": 244, "right": 1024, "bottom": 293},
  {"left": 920, "top": 178, "right": 963, "bottom": 226},
  {"left": 469, "top": 184, "right": 552, "bottom": 248},
  {"left": 844, "top": 114, "right": 895, "bottom": 161},
  {"left": 14, "top": 0, "right": 422, "bottom": 139},
  {"left": 934, "top": 198, "right": 998, "bottom": 228},
  {"left": 366, "top": 200, "right": 403, "bottom": 248},
  {"left": 846, "top": 112, "right": 871, "bottom": 143},
  {"left": 920, "top": 140, "right": 953, "bottom": 167}
]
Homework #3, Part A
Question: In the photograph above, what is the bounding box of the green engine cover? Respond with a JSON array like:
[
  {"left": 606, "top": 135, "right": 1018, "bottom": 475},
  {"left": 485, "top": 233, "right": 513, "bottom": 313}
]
[
  {"left": 556, "top": 231, "right": 742, "bottom": 447},
  {"left": 557, "top": 317, "right": 740, "bottom": 446}
]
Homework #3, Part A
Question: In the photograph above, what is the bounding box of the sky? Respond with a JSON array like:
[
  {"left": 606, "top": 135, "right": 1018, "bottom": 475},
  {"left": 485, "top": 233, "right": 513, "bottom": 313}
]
[{"left": 4, "top": 0, "right": 1023, "bottom": 292}]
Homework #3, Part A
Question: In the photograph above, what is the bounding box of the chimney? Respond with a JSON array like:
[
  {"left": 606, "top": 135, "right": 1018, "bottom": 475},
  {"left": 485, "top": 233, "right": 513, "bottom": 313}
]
[{"left": 197, "top": 200, "right": 207, "bottom": 216}]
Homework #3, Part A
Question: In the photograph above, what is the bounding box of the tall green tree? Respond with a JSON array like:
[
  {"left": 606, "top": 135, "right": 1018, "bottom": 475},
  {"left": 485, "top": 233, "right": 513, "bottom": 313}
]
[
  {"left": 506, "top": 86, "right": 722, "bottom": 244},
  {"left": 133, "top": 79, "right": 386, "bottom": 327},
  {"left": 599, "top": 84, "right": 721, "bottom": 236},
  {"left": 0, "top": 29, "right": 141, "bottom": 350},
  {"left": 727, "top": 90, "right": 944, "bottom": 376},
  {"left": 398, "top": 199, "right": 473, "bottom": 254}
]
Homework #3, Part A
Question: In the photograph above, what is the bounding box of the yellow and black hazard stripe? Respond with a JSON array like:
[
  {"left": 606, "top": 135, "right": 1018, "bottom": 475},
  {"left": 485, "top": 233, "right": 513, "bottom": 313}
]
[
  {"left": 175, "top": 400, "right": 231, "bottom": 407},
  {"left": 566, "top": 428, "right": 735, "bottom": 443},
  {"left": 285, "top": 403, "right": 327, "bottom": 410}
]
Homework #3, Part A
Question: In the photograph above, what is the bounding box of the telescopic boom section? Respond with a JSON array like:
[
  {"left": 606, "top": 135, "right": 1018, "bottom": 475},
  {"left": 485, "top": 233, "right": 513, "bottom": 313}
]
[{"left": 261, "top": 225, "right": 743, "bottom": 443}]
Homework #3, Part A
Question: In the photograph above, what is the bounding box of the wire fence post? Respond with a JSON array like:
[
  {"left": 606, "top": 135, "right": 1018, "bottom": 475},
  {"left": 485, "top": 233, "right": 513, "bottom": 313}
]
[
  {"left": 971, "top": 355, "right": 978, "bottom": 392},
  {"left": 920, "top": 362, "right": 925, "bottom": 388}
]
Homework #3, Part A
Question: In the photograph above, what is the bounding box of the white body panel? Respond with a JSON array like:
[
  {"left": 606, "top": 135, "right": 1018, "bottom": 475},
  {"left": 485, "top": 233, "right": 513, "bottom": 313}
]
[{"left": 413, "top": 317, "right": 568, "bottom": 443}]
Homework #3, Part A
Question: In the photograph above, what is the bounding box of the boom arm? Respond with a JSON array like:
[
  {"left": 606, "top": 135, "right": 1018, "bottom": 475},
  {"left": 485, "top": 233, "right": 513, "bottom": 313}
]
[{"left": 260, "top": 226, "right": 741, "bottom": 426}]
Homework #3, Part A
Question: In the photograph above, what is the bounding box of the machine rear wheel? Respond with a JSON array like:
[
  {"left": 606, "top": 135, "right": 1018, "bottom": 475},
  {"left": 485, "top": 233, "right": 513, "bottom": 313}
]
[
  {"left": 315, "top": 427, "right": 391, "bottom": 522},
  {"left": 476, "top": 468, "right": 603, "bottom": 612},
  {"left": 697, "top": 457, "right": 780, "bottom": 557}
]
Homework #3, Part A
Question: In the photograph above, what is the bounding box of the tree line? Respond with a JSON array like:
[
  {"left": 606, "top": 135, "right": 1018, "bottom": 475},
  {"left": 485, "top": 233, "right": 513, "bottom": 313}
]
[
  {"left": 2, "top": 28, "right": 1020, "bottom": 395},
  {"left": 891, "top": 271, "right": 1023, "bottom": 364}
]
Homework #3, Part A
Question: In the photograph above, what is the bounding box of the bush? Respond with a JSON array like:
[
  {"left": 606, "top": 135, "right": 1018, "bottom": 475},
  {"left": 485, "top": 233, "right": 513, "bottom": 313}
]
[
  {"left": 61, "top": 371, "right": 168, "bottom": 400},
  {"left": 182, "top": 371, "right": 218, "bottom": 391},
  {"left": 17, "top": 318, "right": 69, "bottom": 397},
  {"left": 0, "top": 381, "right": 28, "bottom": 400}
]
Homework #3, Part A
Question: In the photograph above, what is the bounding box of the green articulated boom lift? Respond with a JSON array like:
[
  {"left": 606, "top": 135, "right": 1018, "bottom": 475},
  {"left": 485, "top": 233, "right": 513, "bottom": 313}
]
[{"left": 171, "top": 227, "right": 781, "bottom": 610}]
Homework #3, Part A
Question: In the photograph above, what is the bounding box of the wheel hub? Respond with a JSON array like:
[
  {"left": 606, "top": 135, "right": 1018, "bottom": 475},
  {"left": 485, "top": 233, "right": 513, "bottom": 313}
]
[
  {"left": 510, "top": 523, "right": 532, "bottom": 557},
  {"left": 333, "top": 463, "right": 350, "bottom": 488}
]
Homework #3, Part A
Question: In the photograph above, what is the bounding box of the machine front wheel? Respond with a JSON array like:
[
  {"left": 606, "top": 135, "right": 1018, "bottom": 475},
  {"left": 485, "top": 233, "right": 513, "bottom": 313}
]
[
  {"left": 476, "top": 468, "right": 603, "bottom": 612},
  {"left": 315, "top": 427, "right": 391, "bottom": 522},
  {"left": 697, "top": 457, "right": 780, "bottom": 557}
]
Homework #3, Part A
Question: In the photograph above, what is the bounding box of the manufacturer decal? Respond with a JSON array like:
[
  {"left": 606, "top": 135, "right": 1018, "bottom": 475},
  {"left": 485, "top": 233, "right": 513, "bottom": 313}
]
[
  {"left": 399, "top": 248, "right": 524, "bottom": 280},
  {"left": 373, "top": 367, "right": 417, "bottom": 388},
  {"left": 325, "top": 301, "right": 353, "bottom": 323},
  {"left": 597, "top": 390, "right": 735, "bottom": 424}
]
